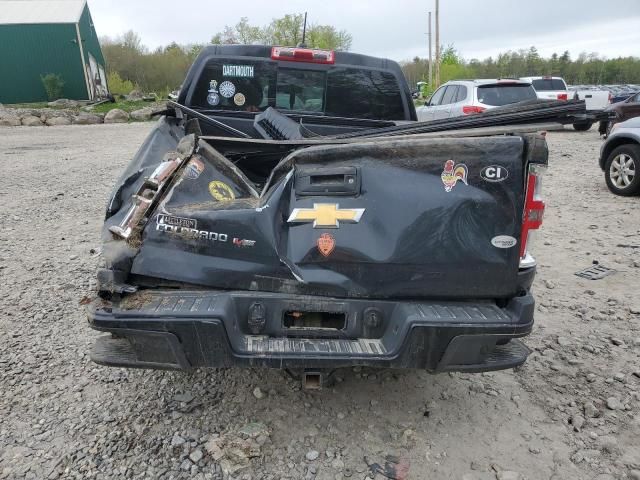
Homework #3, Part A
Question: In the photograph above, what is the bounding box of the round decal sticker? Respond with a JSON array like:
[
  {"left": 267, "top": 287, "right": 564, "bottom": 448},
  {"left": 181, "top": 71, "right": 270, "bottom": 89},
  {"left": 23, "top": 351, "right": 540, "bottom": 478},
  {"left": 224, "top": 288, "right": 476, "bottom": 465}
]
[
  {"left": 207, "top": 92, "right": 220, "bottom": 106},
  {"left": 208, "top": 181, "right": 236, "bottom": 202},
  {"left": 233, "top": 92, "right": 246, "bottom": 106},
  {"left": 219, "top": 81, "right": 236, "bottom": 98},
  {"left": 491, "top": 235, "right": 517, "bottom": 249},
  {"left": 481, "top": 165, "right": 509, "bottom": 183}
]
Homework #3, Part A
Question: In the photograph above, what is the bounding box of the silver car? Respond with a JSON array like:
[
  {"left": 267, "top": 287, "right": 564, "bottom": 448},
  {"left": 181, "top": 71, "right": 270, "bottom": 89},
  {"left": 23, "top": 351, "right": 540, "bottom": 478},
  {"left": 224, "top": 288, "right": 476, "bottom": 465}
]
[
  {"left": 599, "top": 116, "right": 640, "bottom": 196},
  {"left": 416, "top": 79, "right": 538, "bottom": 122}
]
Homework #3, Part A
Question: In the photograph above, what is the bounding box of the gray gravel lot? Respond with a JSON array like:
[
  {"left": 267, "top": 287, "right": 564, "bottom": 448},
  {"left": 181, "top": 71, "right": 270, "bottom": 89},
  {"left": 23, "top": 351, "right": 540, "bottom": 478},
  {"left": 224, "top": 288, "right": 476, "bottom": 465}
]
[{"left": 1, "top": 123, "right": 639, "bottom": 480}]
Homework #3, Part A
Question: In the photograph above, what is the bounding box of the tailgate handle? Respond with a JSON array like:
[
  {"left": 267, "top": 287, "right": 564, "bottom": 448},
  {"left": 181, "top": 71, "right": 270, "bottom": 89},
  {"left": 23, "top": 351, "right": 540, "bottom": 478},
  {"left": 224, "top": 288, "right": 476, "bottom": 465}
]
[{"left": 295, "top": 167, "right": 360, "bottom": 196}]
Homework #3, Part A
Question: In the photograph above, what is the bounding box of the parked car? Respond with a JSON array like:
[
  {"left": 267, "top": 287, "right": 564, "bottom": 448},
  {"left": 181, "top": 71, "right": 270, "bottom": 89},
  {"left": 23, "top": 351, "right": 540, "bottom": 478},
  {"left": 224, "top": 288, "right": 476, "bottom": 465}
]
[
  {"left": 599, "top": 116, "right": 640, "bottom": 196},
  {"left": 610, "top": 91, "right": 638, "bottom": 104},
  {"left": 521, "top": 76, "right": 568, "bottom": 101},
  {"left": 88, "top": 45, "right": 546, "bottom": 382},
  {"left": 599, "top": 91, "right": 640, "bottom": 136},
  {"left": 523, "top": 77, "right": 609, "bottom": 130},
  {"left": 416, "top": 79, "right": 537, "bottom": 122}
]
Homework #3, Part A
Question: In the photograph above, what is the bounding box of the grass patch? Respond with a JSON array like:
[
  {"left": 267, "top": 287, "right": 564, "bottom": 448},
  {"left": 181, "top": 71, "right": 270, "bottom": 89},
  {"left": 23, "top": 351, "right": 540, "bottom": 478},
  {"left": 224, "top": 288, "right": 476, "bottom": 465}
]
[
  {"left": 91, "top": 100, "right": 153, "bottom": 114},
  {"left": 5, "top": 102, "right": 51, "bottom": 109}
]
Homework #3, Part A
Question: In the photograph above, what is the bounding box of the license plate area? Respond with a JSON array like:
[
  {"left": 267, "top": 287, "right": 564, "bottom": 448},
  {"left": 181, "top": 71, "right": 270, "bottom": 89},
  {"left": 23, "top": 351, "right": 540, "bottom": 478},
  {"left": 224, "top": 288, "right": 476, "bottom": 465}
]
[{"left": 283, "top": 310, "right": 346, "bottom": 337}]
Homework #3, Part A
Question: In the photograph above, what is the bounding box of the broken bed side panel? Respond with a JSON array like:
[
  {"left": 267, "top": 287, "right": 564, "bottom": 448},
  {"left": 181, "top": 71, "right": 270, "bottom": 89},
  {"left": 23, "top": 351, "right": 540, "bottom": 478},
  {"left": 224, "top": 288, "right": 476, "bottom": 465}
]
[{"left": 129, "top": 139, "right": 297, "bottom": 290}]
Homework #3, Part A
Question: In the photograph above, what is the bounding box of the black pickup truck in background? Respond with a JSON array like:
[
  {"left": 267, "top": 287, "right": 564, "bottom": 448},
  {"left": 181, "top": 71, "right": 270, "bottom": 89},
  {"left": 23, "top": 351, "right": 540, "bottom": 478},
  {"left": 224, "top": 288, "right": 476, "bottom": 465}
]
[
  {"left": 176, "top": 44, "right": 417, "bottom": 138},
  {"left": 89, "top": 46, "right": 547, "bottom": 383}
]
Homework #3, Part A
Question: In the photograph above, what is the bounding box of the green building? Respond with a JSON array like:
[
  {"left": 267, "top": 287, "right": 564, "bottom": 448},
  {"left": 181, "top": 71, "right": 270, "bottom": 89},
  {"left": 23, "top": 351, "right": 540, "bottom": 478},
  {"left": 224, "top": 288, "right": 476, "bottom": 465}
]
[{"left": 0, "top": 0, "right": 108, "bottom": 104}]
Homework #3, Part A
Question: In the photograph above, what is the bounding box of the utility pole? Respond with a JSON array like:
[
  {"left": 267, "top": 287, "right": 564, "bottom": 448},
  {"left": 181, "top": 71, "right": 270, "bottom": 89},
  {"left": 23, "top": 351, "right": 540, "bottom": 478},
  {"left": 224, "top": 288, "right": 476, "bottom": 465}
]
[
  {"left": 428, "top": 11, "right": 432, "bottom": 90},
  {"left": 434, "top": 0, "right": 440, "bottom": 88}
]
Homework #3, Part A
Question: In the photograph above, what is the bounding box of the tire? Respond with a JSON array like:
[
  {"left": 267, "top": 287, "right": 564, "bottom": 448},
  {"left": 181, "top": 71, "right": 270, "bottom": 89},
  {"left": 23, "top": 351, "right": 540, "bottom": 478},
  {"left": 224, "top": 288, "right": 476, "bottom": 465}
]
[
  {"left": 604, "top": 144, "right": 640, "bottom": 196},
  {"left": 573, "top": 121, "right": 593, "bottom": 131},
  {"left": 598, "top": 121, "right": 608, "bottom": 137}
]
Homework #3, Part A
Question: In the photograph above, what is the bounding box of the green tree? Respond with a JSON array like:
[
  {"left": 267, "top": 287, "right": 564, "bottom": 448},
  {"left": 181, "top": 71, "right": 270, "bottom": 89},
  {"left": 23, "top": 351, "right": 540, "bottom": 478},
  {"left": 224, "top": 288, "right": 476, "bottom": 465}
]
[
  {"left": 211, "top": 14, "right": 352, "bottom": 50},
  {"left": 401, "top": 46, "right": 640, "bottom": 88},
  {"left": 40, "top": 73, "right": 65, "bottom": 100}
]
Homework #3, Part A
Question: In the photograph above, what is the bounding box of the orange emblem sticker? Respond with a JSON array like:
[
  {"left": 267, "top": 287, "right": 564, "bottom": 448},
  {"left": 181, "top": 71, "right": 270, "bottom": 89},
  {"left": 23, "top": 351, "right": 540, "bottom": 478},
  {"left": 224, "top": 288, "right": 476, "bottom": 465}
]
[{"left": 317, "top": 233, "right": 336, "bottom": 257}]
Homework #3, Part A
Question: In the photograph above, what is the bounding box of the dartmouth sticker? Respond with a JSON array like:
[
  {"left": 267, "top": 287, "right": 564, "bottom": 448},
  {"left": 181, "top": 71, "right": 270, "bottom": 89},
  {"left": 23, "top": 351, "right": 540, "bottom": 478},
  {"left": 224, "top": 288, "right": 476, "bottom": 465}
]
[{"left": 223, "top": 64, "right": 254, "bottom": 78}]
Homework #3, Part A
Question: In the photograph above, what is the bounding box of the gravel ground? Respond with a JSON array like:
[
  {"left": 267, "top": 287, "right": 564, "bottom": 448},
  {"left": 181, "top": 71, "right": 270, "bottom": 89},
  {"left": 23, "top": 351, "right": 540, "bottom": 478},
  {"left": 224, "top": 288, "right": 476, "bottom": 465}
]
[{"left": 1, "top": 123, "right": 639, "bottom": 480}]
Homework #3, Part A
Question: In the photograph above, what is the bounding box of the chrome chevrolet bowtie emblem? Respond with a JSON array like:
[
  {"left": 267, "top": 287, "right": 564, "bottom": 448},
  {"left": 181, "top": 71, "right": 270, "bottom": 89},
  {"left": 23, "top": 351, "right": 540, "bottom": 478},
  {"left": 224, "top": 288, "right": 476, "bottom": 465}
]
[{"left": 287, "top": 203, "right": 365, "bottom": 228}]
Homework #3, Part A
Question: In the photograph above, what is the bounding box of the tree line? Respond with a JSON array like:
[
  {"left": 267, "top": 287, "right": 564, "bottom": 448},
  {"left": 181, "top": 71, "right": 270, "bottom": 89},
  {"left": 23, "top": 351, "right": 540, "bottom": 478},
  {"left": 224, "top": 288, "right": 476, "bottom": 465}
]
[
  {"left": 401, "top": 46, "right": 640, "bottom": 94},
  {"left": 101, "top": 14, "right": 351, "bottom": 95},
  {"left": 102, "top": 19, "right": 640, "bottom": 98}
]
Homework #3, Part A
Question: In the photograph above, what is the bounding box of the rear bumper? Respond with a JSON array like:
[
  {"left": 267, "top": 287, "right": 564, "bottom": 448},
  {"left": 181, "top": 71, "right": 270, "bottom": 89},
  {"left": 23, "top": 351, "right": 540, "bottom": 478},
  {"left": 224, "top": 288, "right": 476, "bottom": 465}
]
[{"left": 88, "top": 290, "right": 535, "bottom": 373}]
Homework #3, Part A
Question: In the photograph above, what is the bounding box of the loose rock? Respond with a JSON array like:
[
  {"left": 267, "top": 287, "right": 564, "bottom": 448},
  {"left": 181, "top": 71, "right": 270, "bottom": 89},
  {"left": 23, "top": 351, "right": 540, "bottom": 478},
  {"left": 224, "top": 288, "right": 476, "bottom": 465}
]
[
  {"left": 306, "top": 450, "right": 320, "bottom": 461},
  {"left": 45, "top": 116, "right": 71, "bottom": 126},
  {"left": 21, "top": 115, "right": 44, "bottom": 126},
  {"left": 606, "top": 397, "right": 622, "bottom": 410},
  {"left": 104, "top": 108, "right": 130, "bottom": 123}
]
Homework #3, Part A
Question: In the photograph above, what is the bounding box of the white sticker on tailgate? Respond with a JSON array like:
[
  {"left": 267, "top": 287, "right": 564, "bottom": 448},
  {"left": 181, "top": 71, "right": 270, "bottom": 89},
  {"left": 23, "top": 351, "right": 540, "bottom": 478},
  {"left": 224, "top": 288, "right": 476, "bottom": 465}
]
[{"left": 491, "top": 235, "right": 517, "bottom": 249}]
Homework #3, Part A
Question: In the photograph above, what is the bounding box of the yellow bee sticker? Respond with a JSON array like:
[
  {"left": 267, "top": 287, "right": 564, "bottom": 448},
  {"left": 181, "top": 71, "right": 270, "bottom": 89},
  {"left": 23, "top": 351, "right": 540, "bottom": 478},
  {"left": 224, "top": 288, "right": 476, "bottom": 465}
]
[{"left": 208, "top": 181, "right": 236, "bottom": 201}]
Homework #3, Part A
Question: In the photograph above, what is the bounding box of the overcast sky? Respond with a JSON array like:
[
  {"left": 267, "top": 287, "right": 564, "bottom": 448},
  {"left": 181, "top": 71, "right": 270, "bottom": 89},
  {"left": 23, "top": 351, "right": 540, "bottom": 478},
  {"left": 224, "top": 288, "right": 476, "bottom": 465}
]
[{"left": 88, "top": 0, "right": 640, "bottom": 62}]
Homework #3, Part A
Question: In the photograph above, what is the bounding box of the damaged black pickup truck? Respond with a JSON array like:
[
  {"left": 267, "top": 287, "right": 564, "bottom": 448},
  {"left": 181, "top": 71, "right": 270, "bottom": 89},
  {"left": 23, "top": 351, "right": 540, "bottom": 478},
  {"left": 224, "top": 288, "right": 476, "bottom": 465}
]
[{"left": 89, "top": 45, "right": 547, "bottom": 378}]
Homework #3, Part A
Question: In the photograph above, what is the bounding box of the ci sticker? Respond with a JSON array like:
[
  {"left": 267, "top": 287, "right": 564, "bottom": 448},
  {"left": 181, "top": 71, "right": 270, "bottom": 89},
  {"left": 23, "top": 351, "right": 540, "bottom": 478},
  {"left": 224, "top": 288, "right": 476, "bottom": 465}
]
[
  {"left": 481, "top": 165, "right": 509, "bottom": 183},
  {"left": 208, "top": 181, "right": 236, "bottom": 202},
  {"left": 491, "top": 235, "right": 517, "bottom": 249},
  {"left": 317, "top": 233, "right": 336, "bottom": 257}
]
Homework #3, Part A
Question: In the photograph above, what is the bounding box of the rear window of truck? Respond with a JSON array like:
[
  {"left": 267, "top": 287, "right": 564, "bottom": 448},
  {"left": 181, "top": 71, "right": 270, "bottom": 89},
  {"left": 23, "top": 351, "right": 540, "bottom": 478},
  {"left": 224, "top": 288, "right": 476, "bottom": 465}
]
[
  {"left": 531, "top": 79, "right": 567, "bottom": 91},
  {"left": 477, "top": 84, "right": 538, "bottom": 106},
  {"left": 191, "top": 59, "right": 406, "bottom": 120}
]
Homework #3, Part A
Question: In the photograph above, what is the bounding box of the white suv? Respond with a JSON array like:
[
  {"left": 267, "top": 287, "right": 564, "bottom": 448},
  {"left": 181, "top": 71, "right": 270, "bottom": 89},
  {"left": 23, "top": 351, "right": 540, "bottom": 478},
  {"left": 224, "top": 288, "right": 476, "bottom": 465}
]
[
  {"left": 520, "top": 76, "right": 568, "bottom": 101},
  {"left": 417, "top": 79, "right": 538, "bottom": 122}
]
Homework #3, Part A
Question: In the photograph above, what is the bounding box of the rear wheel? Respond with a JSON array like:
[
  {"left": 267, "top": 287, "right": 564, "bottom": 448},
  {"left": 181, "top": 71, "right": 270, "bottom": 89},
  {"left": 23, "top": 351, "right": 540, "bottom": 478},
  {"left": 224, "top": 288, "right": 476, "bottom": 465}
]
[
  {"left": 573, "top": 121, "right": 593, "bottom": 131},
  {"left": 604, "top": 144, "right": 640, "bottom": 196}
]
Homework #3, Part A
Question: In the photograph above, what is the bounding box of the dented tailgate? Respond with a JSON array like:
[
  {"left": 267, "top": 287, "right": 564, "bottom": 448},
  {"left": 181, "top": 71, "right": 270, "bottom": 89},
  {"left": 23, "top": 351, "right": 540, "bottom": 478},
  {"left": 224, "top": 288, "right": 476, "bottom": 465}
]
[{"left": 109, "top": 133, "right": 536, "bottom": 300}]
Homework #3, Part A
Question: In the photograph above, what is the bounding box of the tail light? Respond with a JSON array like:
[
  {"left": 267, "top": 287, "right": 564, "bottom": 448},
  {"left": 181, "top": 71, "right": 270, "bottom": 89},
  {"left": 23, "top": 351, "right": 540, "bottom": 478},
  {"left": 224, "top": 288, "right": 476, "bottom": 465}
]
[
  {"left": 520, "top": 164, "right": 546, "bottom": 268},
  {"left": 462, "top": 105, "right": 486, "bottom": 115},
  {"left": 608, "top": 93, "right": 612, "bottom": 104},
  {"left": 271, "top": 46, "right": 335, "bottom": 64},
  {"left": 557, "top": 93, "right": 568, "bottom": 101}
]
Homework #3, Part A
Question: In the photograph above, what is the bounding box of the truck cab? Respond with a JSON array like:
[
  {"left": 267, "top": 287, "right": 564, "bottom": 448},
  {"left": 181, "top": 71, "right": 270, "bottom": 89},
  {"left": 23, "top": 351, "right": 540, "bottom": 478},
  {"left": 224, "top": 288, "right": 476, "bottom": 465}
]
[{"left": 177, "top": 45, "right": 417, "bottom": 138}]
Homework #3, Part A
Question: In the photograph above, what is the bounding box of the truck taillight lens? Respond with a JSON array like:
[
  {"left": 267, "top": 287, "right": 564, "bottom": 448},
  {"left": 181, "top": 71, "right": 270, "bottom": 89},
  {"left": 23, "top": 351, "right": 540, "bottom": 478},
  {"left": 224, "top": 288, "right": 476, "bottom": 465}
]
[
  {"left": 271, "top": 46, "right": 335, "bottom": 64},
  {"left": 520, "top": 164, "right": 546, "bottom": 265},
  {"left": 557, "top": 93, "right": 568, "bottom": 101},
  {"left": 462, "top": 105, "right": 486, "bottom": 115}
]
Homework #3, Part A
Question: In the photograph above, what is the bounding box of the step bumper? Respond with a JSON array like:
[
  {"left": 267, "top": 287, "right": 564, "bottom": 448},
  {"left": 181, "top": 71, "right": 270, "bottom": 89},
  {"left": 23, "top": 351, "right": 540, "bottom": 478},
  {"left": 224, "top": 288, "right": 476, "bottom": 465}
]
[{"left": 88, "top": 290, "right": 534, "bottom": 372}]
